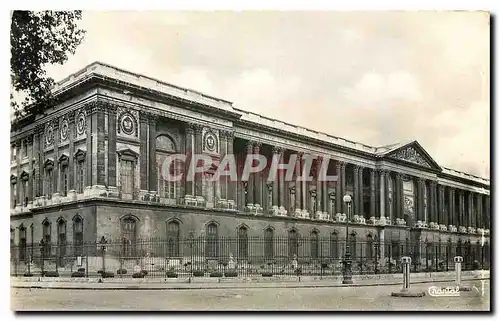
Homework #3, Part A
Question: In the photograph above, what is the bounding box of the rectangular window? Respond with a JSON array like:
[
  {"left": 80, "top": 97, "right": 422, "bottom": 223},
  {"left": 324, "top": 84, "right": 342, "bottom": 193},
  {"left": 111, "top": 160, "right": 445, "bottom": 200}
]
[{"left": 120, "top": 160, "right": 134, "bottom": 194}]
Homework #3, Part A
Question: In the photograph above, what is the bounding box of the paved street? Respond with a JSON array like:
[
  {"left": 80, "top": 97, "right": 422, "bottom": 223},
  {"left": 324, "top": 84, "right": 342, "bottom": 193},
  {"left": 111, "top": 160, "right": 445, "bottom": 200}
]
[{"left": 11, "top": 280, "right": 489, "bottom": 311}]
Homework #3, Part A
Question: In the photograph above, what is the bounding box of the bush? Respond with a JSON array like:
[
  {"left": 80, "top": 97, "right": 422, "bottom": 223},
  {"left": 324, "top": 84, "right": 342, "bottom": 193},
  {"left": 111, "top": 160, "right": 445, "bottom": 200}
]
[
  {"left": 23, "top": 272, "right": 33, "bottom": 277},
  {"left": 224, "top": 270, "right": 238, "bottom": 277},
  {"left": 294, "top": 268, "right": 302, "bottom": 276},
  {"left": 71, "top": 271, "right": 85, "bottom": 277},
  {"left": 321, "top": 263, "right": 328, "bottom": 269},
  {"left": 116, "top": 268, "right": 127, "bottom": 275},
  {"left": 166, "top": 271, "right": 178, "bottom": 278},
  {"left": 97, "top": 270, "right": 104, "bottom": 274},
  {"left": 44, "top": 271, "right": 59, "bottom": 277},
  {"left": 192, "top": 270, "right": 205, "bottom": 277},
  {"left": 262, "top": 272, "right": 273, "bottom": 277},
  {"left": 102, "top": 271, "right": 114, "bottom": 278},
  {"left": 78, "top": 268, "right": 86, "bottom": 273},
  {"left": 132, "top": 272, "right": 144, "bottom": 278},
  {"left": 210, "top": 271, "right": 223, "bottom": 277},
  {"left": 141, "top": 270, "right": 148, "bottom": 276}
]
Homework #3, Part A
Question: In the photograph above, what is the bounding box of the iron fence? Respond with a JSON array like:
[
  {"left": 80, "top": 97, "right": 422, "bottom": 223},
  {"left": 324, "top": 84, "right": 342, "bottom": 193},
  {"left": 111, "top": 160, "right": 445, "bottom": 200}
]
[{"left": 10, "top": 237, "right": 490, "bottom": 278}]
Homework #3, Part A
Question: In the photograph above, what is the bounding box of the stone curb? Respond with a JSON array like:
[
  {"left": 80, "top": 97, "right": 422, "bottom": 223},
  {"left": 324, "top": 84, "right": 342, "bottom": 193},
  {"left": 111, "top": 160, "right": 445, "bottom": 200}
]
[{"left": 11, "top": 276, "right": 488, "bottom": 291}]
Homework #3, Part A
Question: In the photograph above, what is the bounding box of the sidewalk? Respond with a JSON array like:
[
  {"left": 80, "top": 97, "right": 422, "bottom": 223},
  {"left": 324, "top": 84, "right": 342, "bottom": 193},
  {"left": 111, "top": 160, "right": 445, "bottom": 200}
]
[{"left": 11, "top": 270, "right": 489, "bottom": 290}]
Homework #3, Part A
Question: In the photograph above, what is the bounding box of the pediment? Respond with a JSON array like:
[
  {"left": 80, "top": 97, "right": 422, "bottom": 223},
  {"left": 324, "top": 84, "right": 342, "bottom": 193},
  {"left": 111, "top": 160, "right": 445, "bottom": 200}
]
[{"left": 382, "top": 141, "right": 441, "bottom": 171}]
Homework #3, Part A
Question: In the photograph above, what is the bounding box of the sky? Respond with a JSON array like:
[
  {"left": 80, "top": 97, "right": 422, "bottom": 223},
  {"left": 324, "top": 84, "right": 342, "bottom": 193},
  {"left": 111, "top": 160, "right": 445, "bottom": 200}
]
[{"left": 42, "top": 11, "right": 490, "bottom": 178}]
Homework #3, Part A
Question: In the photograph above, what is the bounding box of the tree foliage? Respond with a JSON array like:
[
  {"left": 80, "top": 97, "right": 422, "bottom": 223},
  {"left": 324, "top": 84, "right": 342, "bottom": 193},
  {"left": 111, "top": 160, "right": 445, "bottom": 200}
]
[{"left": 10, "top": 10, "right": 86, "bottom": 119}]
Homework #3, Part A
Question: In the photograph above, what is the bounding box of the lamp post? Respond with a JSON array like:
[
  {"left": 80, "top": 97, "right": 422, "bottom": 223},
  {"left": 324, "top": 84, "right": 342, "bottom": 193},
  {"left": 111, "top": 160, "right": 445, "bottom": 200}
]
[
  {"left": 342, "top": 194, "right": 353, "bottom": 284},
  {"left": 100, "top": 236, "right": 108, "bottom": 274}
]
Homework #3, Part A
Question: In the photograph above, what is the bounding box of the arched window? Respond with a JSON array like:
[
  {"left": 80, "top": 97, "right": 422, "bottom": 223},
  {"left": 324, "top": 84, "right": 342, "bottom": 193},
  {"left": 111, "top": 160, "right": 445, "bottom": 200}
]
[
  {"left": 330, "top": 232, "right": 338, "bottom": 259},
  {"left": 19, "top": 225, "right": 26, "bottom": 262},
  {"left": 366, "top": 234, "right": 374, "bottom": 260},
  {"left": 10, "top": 227, "right": 14, "bottom": 248},
  {"left": 288, "top": 229, "right": 299, "bottom": 258},
  {"left": 205, "top": 223, "right": 218, "bottom": 258},
  {"left": 310, "top": 230, "right": 319, "bottom": 259},
  {"left": 57, "top": 218, "right": 67, "bottom": 266},
  {"left": 166, "top": 220, "right": 180, "bottom": 257},
  {"left": 73, "top": 215, "right": 84, "bottom": 256},
  {"left": 157, "top": 135, "right": 178, "bottom": 202},
  {"left": 264, "top": 228, "right": 274, "bottom": 259},
  {"left": 42, "top": 220, "right": 51, "bottom": 256},
  {"left": 237, "top": 226, "right": 248, "bottom": 259},
  {"left": 121, "top": 216, "right": 137, "bottom": 257}
]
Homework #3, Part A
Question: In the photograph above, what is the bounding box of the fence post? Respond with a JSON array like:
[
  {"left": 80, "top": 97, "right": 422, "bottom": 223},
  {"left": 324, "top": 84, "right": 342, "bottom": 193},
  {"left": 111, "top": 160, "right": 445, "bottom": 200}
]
[
  {"left": 454, "top": 256, "right": 471, "bottom": 291},
  {"left": 391, "top": 256, "right": 425, "bottom": 297}
]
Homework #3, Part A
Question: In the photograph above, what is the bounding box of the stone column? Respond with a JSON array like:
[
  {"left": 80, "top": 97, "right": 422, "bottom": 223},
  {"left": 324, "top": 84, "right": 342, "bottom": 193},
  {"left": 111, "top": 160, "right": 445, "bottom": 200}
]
[
  {"left": 107, "top": 105, "right": 117, "bottom": 188},
  {"left": 184, "top": 124, "right": 194, "bottom": 197},
  {"left": 246, "top": 141, "right": 254, "bottom": 206},
  {"left": 476, "top": 193, "right": 483, "bottom": 228},
  {"left": 271, "top": 146, "right": 280, "bottom": 209},
  {"left": 353, "top": 165, "right": 359, "bottom": 216},
  {"left": 385, "top": 171, "right": 391, "bottom": 222},
  {"left": 485, "top": 196, "right": 490, "bottom": 230},
  {"left": 253, "top": 142, "right": 262, "bottom": 208},
  {"left": 428, "top": 181, "right": 436, "bottom": 225},
  {"left": 294, "top": 153, "right": 302, "bottom": 213},
  {"left": 316, "top": 157, "right": 323, "bottom": 215},
  {"left": 417, "top": 178, "right": 425, "bottom": 223},
  {"left": 194, "top": 125, "right": 203, "bottom": 197},
  {"left": 335, "top": 161, "right": 342, "bottom": 214},
  {"left": 340, "top": 161, "right": 347, "bottom": 214},
  {"left": 226, "top": 132, "right": 235, "bottom": 203},
  {"left": 139, "top": 112, "right": 149, "bottom": 191},
  {"left": 27, "top": 136, "right": 33, "bottom": 203},
  {"left": 278, "top": 148, "right": 286, "bottom": 209},
  {"left": 358, "top": 166, "right": 364, "bottom": 218},
  {"left": 395, "top": 173, "right": 402, "bottom": 220},
  {"left": 447, "top": 187, "right": 454, "bottom": 228},
  {"left": 148, "top": 115, "right": 158, "bottom": 192},
  {"left": 379, "top": 170, "right": 386, "bottom": 219},
  {"left": 438, "top": 185, "right": 444, "bottom": 227},
  {"left": 369, "top": 168, "right": 376, "bottom": 220},
  {"left": 458, "top": 190, "right": 464, "bottom": 229}
]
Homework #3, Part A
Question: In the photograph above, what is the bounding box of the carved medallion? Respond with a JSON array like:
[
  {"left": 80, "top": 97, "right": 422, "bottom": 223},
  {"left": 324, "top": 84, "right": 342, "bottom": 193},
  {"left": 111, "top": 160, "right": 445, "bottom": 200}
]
[
  {"left": 77, "top": 112, "right": 86, "bottom": 135},
  {"left": 389, "top": 147, "right": 431, "bottom": 168},
  {"left": 45, "top": 124, "right": 54, "bottom": 146},
  {"left": 204, "top": 132, "right": 217, "bottom": 152},
  {"left": 60, "top": 119, "right": 69, "bottom": 141},
  {"left": 121, "top": 113, "right": 136, "bottom": 135}
]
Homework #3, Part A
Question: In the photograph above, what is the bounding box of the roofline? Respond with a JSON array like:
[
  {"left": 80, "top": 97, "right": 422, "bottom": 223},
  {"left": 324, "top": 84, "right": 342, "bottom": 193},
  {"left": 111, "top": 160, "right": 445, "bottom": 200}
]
[{"left": 18, "top": 62, "right": 490, "bottom": 184}]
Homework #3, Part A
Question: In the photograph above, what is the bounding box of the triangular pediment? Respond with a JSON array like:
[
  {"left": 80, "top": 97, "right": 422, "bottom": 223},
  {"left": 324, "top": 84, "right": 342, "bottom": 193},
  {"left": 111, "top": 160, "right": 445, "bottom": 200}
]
[{"left": 380, "top": 141, "right": 441, "bottom": 171}]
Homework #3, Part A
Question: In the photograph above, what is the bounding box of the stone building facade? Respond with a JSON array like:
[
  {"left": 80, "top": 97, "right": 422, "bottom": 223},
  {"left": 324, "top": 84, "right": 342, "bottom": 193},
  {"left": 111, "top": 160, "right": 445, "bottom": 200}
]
[{"left": 10, "top": 62, "right": 490, "bottom": 265}]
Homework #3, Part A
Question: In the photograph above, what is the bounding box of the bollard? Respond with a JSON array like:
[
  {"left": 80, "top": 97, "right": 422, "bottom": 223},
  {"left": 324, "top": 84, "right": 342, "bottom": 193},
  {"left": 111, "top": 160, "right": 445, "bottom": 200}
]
[
  {"left": 454, "top": 256, "right": 471, "bottom": 291},
  {"left": 391, "top": 256, "right": 425, "bottom": 297}
]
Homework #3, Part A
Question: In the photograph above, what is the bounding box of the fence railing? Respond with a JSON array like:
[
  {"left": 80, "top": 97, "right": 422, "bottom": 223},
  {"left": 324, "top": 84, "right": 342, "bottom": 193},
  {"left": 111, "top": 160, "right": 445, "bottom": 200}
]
[{"left": 10, "top": 238, "right": 491, "bottom": 278}]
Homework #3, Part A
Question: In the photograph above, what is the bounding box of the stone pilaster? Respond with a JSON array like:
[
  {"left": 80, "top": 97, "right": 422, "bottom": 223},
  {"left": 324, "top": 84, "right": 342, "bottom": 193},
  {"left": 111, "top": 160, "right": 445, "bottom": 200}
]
[
  {"left": 219, "top": 130, "right": 228, "bottom": 200},
  {"left": 148, "top": 114, "right": 158, "bottom": 192},
  {"left": 246, "top": 141, "right": 254, "bottom": 206},
  {"left": 33, "top": 125, "right": 43, "bottom": 197},
  {"left": 271, "top": 146, "right": 280, "bottom": 208},
  {"left": 184, "top": 124, "right": 194, "bottom": 196},
  {"left": 353, "top": 165, "right": 359, "bottom": 216},
  {"left": 322, "top": 158, "right": 329, "bottom": 215},
  {"left": 485, "top": 196, "right": 490, "bottom": 230},
  {"left": 27, "top": 136, "right": 33, "bottom": 203},
  {"left": 369, "top": 168, "right": 376, "bottom": 220},
  {"left": 253, "top": 142, "right": 262, "bottom": 207},
  {"left": 139, "top": 112, "right": 149, "bottom": 191},
  {"left": 51, "top": 117, "right": 59, "bottom": 194},
  {"left": 226, "top": 131, "right": 235, "bottom": 203},
  {"left": 335, "top": 161, "right": 342, "bottom": 214},
  {"left": 194, "top": 124, "right": 203, "bottom": 197},
  {"left": 15, "top": 140, "right": 21, "bottom": 205},
  {"left": 278, "top": 148, "right": 286, "bottom": 209},
  {"left": 107, "top": 105, "right": 117, "bottom": 187},
  {"left": 85, "top": 105, "right": 92, "bottom": 188},
  {"left": 67, "top": 111, "right": 75, "bottom": 191},
  {"left": 447, "top": 187, "right": 454, "bottom": 228},
  {"left": 95, "top": 103, "right": 106, "bottom": 186},
  {"left": 458, "top": 190, "right": 465, "bottom": 229}
]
